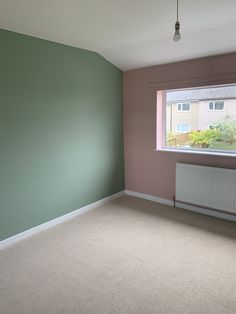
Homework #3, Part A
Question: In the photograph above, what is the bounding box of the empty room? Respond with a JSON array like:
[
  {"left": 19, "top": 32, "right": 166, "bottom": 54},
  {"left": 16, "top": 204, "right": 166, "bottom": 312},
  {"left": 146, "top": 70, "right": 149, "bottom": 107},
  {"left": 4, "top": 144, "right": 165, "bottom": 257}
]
[{"left": 1, "top": 1, "right": 236, "bottom": 313}]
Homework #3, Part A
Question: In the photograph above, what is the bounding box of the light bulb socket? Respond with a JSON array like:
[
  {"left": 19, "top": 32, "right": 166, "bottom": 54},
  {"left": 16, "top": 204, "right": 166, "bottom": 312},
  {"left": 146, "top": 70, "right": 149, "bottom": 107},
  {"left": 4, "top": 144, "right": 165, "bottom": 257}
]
[{"left": 175, "top": 21, "right": 180, "bottom": 31}]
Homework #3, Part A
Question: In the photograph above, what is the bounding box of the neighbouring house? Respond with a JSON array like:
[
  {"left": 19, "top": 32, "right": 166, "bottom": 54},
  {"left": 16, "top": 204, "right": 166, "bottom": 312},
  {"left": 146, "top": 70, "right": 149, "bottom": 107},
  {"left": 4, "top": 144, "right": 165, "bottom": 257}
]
[{"left": 166, "top": 85, "right": 236, "bottom": 134}]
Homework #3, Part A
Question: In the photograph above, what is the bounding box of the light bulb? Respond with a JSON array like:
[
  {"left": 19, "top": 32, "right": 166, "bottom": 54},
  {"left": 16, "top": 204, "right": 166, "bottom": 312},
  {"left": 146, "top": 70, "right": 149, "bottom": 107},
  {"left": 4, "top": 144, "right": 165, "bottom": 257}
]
[
  {"left": 173, "top": 29, "right": 181, "bottom": 41},
  {"left": 173, "top": 21, "right": 181, "bottom": 41}
]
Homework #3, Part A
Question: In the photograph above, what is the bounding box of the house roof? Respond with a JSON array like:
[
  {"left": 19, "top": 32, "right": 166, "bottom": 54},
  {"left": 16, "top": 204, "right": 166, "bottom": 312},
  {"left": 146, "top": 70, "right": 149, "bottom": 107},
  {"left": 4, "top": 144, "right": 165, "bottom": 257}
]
[{"left": 166, "top": 85, "right": 236, "bottom": 103}]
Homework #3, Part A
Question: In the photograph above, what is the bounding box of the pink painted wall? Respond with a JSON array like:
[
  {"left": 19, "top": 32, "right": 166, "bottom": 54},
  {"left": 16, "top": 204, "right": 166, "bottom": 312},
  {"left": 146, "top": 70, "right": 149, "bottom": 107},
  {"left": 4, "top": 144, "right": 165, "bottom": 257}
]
[{"left": 123, "top": 53, "right": 236, "bottom": 201}]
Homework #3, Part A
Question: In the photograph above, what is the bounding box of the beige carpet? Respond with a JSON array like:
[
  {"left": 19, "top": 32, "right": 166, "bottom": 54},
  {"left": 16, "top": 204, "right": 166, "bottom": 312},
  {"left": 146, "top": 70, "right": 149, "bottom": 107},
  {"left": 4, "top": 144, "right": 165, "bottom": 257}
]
[{"left": 0, "top": 195, "right": 236, "bottom": 314}]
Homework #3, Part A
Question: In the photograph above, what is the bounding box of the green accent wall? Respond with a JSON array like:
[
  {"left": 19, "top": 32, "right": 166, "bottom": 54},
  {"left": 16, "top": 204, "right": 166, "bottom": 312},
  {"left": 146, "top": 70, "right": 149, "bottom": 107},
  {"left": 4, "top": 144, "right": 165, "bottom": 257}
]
[{"left": 0, "top": 29, "right": 124, "bottom": 241}]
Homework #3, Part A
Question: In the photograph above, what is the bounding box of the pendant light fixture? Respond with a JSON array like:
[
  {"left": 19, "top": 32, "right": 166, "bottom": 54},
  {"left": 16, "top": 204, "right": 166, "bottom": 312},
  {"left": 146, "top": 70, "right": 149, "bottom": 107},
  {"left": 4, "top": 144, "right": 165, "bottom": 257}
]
[{"left": 173, "top": 0, "right": 181, "bottom": 41}]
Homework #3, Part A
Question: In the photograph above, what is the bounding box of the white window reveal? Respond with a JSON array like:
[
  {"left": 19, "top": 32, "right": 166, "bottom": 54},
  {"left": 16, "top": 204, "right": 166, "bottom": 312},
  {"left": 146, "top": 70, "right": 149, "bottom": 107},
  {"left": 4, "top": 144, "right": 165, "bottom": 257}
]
[
  {"left": 177, "top": 102, "right": 191, "bottom": 112},
  {"left": 208, "top": 100, "right": 224, "bottom": 111}
]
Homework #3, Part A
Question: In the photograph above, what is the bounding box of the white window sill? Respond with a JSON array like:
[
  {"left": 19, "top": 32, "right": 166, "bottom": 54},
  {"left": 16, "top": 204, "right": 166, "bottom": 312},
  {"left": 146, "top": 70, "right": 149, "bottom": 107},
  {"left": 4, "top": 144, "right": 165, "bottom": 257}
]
[{"left": 155, "top": 148, "right": 236, "bottom": 158}]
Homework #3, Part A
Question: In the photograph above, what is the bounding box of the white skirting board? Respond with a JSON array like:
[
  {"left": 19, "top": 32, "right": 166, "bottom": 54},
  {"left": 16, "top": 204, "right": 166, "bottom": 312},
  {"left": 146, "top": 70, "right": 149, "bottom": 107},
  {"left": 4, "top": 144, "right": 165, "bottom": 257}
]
[
  {"left": 125, "top": 190, "right": 236, "bottom": 222},
  {"left": 0, "top": 191, "right": 125, "bottom": 250},
  {"left": 125, "top": 190, "right": 174, "bottom": 206},
  {"left": 1, "top": 189, "right": 235, "bottom": 250}
]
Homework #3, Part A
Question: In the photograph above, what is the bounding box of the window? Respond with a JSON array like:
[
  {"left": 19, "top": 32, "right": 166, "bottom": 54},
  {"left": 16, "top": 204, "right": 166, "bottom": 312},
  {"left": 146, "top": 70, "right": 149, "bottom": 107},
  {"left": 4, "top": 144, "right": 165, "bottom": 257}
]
[
  {"left": 156, "top": 83, "right": 236, "bottom": 155},
  {"left": 177, "top": 102, "right": 191, "bottom": 111},
  {"left": 209, "top": 101, "right": 224, "bottom": 111},
  {"left": 208, "top": 124, "right": 218, "bottom": 129},
  {"left": 176, "top": 124, "right": 190, "bottom": 132}
]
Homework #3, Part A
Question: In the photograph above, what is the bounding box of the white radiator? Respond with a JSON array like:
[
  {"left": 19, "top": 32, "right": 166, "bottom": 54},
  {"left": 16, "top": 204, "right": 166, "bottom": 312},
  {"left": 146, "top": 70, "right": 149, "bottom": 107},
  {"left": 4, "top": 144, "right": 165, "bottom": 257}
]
[{"left": 176, "top": 163, "right": 236, "bottom": 214}]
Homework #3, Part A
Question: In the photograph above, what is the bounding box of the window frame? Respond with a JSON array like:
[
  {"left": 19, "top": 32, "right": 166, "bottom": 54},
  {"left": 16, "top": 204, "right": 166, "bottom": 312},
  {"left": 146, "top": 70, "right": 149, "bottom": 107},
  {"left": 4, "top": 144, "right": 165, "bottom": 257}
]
[
  {"left": 157, "top": 83, "right": 236, "bottom": 157},
  {"left": 208, "top": 100, "right": 225, "bottom": 111},
  {"left": 176, "top": 102, "right": 191, "bottom": 112}
]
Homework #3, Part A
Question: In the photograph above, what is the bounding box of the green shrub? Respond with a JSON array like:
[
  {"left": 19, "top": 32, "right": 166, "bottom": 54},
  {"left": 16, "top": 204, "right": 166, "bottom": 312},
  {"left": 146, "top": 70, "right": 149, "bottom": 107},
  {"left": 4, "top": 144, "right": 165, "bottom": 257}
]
[
  {"left": 168, "top": 120, "right": 236, "bottom": 149},
  {"left": 189, "top": 129, "right": 221, "bottom": 148},
  {"left": 214, "top": 120, "right": 236, "bottom": 144}
]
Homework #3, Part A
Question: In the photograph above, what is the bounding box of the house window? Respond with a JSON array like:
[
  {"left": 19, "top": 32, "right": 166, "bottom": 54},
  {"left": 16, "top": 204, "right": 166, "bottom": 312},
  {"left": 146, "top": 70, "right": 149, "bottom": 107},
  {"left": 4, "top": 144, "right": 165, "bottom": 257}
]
[
  {"left": 176, "top": 124, "right": 190, "bottom": 132},
  {"left": 208, "top": 124, "right": 218, "bottom": 129},
  {"left": 156, "top": 83, "right": 236, "bottom": 155},
  {"left": 177, "top": 102, "right": 191, "bottom": 111},
  {"left": 209, "top": 101, "right": 224, "bottom": 111}
]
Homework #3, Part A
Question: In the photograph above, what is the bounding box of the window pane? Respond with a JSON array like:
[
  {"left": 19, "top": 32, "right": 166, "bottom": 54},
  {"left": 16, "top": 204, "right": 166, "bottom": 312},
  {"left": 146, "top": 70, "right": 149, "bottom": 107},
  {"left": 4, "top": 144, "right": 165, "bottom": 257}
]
[
  {"left": 182, "top": 124, "right": 190, "bottom": 132},
  {"left": 182, "top": 103, "right": 190, "bottom": 111},
  {"left": 215, "top": 101, "right": 224, "bottom": 110},
  {"left": 164, "top": 84, "right": 236, "bottom": 152},
  {"left": 209, "top": 102, "right": 214, "bottom": 110}
]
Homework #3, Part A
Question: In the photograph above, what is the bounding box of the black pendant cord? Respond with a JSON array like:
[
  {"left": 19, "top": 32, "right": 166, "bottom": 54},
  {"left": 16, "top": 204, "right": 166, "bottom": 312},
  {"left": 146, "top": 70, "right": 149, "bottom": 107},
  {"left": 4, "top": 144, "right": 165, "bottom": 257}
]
[{"left": 177, "top": 0, "right": 179, "bottom": 22}]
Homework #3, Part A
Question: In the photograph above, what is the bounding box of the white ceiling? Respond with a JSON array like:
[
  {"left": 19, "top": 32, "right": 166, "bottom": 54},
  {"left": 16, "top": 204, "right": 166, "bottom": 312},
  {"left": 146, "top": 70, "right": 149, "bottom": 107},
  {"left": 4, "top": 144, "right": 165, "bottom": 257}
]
[{"left": 0, "top": 0, "right": 236, "bottom": 71}]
